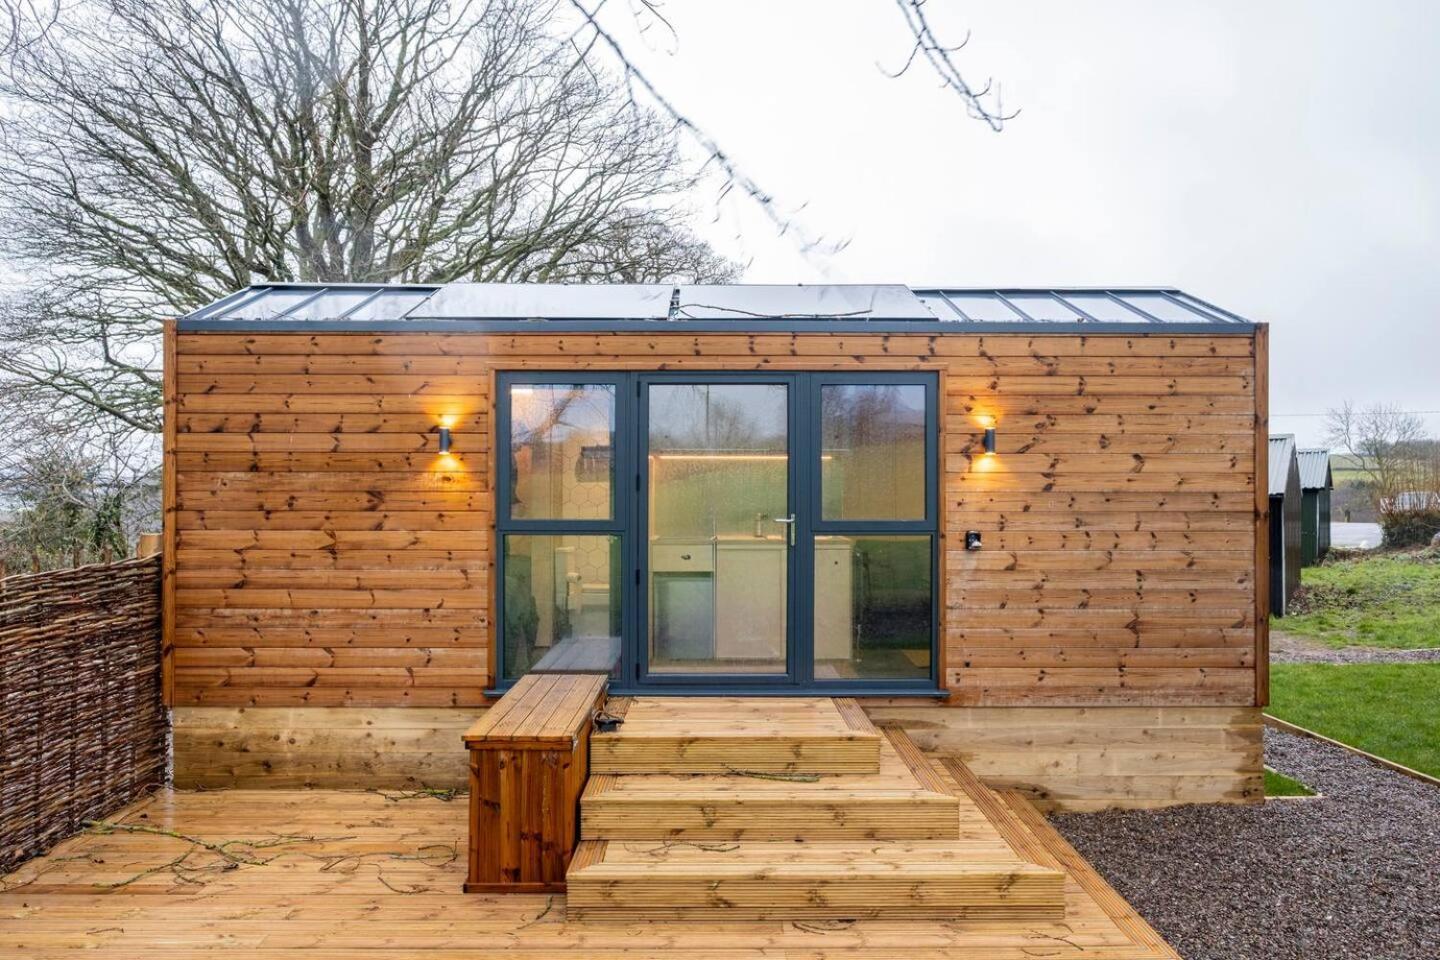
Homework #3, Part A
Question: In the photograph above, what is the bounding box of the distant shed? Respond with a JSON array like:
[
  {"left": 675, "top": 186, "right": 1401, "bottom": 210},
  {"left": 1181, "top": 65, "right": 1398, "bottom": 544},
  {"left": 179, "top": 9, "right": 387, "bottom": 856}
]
[
  {"left": 1269, "top": 435, "right": 1301, "bottom": 616},
  {"left": 1297, "top": 449, "right": 1333, "bottom": 566}
]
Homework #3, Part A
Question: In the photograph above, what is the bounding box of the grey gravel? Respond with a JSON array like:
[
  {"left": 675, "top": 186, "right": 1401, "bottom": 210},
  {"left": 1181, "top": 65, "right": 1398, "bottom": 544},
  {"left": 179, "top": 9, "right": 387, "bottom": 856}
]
[
  {"left": 1050, "top": 728, "right": 1440, "bottom": 960},
  {"left": 1271, "top": 630, "right": 1440, "bottom": 664}
]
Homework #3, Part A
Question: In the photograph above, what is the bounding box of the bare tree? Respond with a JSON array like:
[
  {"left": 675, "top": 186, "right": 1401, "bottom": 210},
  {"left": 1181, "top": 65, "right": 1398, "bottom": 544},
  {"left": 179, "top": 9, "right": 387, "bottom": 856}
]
[
  {"left": 0, "top": 390, "right": 159, "bottom": 573},
  {"left": 565, "top": 0, "right": 1014, "bottom": 256},
  {"left": 0, "top": 0, "right": 736, "bottom": 436},
  {"left": 1326, "top": 400, "right": 1440, "bottom": 510}
]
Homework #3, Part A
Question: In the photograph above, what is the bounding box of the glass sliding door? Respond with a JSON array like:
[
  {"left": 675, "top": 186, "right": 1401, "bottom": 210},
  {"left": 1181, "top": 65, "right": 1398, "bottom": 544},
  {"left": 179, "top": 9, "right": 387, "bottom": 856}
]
[
  {"left": 493, "top": 370, "right": 938, "bottom": 693},
  {"left": 641, "top": 378, "right": 793, "bottom": 680}
]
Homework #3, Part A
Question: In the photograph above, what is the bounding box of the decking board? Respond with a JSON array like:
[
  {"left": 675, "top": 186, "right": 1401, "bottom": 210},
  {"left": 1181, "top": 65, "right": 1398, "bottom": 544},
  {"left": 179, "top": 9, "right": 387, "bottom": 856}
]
[
  {"left": 566, "top": 838, "right": 1064, "bottom": 921},
  {"left": 0, "top": 786, "right": 1178, "bottom": 958}
]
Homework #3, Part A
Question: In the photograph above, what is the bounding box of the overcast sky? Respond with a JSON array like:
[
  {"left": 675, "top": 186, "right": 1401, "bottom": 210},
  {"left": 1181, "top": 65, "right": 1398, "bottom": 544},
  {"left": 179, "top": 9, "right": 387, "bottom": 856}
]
[{"left": 602, "top": 0, "right": 1439, "bottom": 447}]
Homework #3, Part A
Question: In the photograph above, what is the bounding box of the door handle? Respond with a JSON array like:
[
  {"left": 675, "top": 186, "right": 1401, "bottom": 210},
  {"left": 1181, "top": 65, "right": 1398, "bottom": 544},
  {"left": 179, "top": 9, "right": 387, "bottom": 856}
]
[{"left": 773, "top": 514, "right": 796, "bottom": 545}]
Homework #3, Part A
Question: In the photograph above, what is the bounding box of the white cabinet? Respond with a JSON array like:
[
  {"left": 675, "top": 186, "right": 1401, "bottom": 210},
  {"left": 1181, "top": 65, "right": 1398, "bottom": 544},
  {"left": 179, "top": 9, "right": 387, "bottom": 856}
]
[
  {"left": 647, "top": 537, "right": 852, "bottom": 669},
  {"left": 813, "top": 538, "right": 855, "bottom": 661},
  {"left": 714, "top": 541, "right": 787, "bottom": 661}
]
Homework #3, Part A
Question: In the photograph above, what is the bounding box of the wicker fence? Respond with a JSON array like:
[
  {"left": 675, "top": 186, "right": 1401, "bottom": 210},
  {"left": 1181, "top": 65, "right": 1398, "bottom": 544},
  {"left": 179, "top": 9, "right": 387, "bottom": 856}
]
[{"left": 0, "top": 555, "right": 166, "bottom": 873}]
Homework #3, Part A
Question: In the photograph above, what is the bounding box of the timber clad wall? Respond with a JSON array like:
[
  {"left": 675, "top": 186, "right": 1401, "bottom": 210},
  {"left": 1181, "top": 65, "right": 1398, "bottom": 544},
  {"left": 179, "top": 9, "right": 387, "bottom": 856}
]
[{"left": 168, "top": 329, "right": 1263, "bottom": 711}]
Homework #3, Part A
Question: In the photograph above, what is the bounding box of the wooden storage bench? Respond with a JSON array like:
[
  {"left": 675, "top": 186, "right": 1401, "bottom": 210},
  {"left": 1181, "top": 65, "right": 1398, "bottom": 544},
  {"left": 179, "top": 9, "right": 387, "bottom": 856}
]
[{"left": 462, "top": 673, "right": 607, "bottom": 893}]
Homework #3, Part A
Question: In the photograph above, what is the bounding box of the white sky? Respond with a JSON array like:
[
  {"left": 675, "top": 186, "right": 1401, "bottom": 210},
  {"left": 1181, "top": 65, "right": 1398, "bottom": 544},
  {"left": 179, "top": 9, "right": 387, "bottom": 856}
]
[{"left": 601, "top": 0, "right": 1440, "bottom": 447}]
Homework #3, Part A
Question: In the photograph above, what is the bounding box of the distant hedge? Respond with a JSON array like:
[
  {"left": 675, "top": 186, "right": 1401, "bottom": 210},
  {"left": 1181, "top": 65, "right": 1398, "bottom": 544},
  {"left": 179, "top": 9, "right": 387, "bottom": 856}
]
[{"left": 1380, "top": 509, "right": 1440, "bottom": 548}]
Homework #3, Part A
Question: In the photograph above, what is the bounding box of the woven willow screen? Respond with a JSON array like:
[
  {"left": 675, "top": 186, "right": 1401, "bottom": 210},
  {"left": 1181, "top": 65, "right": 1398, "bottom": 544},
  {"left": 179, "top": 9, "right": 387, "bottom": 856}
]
[{"left": 0, "top": 556, "right": 166, "bottom": 873}]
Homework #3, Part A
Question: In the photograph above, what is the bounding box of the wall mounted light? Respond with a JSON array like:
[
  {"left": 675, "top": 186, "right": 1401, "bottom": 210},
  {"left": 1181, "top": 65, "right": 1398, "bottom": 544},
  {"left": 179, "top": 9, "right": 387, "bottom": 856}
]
[
  {"left": 438, "top": 427, "right": 452, "bottom": 454},
  {"left": 983, "top": 427, "right": 997, "bottom": 455}
]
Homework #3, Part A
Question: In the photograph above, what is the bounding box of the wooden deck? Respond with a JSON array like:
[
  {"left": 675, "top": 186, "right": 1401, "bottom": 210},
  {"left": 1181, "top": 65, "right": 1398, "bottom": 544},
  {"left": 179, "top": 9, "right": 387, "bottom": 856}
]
[{"left": 0, "top": 785, "right": 1179, "bottom": 958}]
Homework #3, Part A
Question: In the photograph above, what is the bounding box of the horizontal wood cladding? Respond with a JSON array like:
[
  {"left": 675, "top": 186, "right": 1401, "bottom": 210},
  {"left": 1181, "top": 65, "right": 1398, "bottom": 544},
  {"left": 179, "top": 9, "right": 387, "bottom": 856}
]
[
  {"left": 168, "top": 330, "right": 1260, "bottom": 707},
  {"left": 868, "top": 705, "right": 1264, "bottom": 811},
  {"left": 171, "top": 707, "right": 472, "bottom": 788},
  {"left": 168, "top": 704, "right": 1263, "bottom": 811}
]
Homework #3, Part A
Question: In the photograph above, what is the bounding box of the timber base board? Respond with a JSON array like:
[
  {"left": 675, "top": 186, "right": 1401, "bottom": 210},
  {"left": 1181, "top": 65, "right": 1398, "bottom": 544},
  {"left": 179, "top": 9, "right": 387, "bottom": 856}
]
[
  {"left": 172, "top": 706, "right": 472, "bottom": 790},
  {"left": 172, "top": 703, "right": 1263, "bottom": 811}
]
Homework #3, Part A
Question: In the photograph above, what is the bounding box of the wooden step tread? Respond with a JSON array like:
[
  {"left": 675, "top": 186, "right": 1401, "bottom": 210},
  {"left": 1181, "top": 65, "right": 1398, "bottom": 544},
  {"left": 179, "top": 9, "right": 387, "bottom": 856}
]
[
  {"left": 581, "top": 728, "right": 960, "bottom": 840},
  {"left": 567, "top": 839, "right": 1066, "bottom": 921},
  {"left": 591, "top": 696, "right": 881, "bottom": 774}
]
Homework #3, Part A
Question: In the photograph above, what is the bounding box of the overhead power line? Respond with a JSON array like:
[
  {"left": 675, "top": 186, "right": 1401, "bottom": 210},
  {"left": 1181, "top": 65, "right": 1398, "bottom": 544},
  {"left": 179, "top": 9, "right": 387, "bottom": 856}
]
[{"left": 1272, "top": 410, "right": 1440, "bottom": 418}]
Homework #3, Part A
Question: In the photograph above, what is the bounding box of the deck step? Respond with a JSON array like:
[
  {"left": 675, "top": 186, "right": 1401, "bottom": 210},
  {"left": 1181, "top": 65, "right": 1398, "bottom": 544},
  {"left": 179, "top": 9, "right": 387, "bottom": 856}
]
[
  {"left": 590, "top": 697, "right": 881, "bottom": 774},
  {"left": 580, "top": 727, "right": 959, "bottom": 840},
  {"left": 566, "top": 838, "right": 1066, "bottom": 921}
]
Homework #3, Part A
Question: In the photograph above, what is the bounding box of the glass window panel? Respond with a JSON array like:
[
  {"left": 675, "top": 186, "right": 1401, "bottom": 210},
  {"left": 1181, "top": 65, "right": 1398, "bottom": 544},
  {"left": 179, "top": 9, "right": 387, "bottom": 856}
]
[
  {"left": 814, "top": 535, "right": 932, "bottom": 681},
  {"left": 915, "top": 292, "right": 962, "bottom": 320},
  {"left": 1115, "top": 293, "right": 1207, "bottom": 323},
  {"left": 509, "top": 383, "right": 615, "bottom": 520},
  {"left": 346, "top": 288, "right": 434, "bottom": 320},
  {"left": 221, "top": 288, "right": 317, "bottom": 320},
  {"left": 647, "top": 383, "right": 789, "bottom": 674},
  {"left": 281, "top": 289, "right": 376, "bottom": 321},
  {"left": 1167, "top": 292, "right": 1239, "bottom": 323},
  {"left": 502, "top": 534, "right": 621, "bottom": 682},
  {"left": 1056, "top": 293, "right": 1149, "bottom": 322},
  {"left": 821, "top": 384, "right": 926, "bottom": 521},
  {"left": 1004, "top": 293, "right": 1085, "bottom": 322},
  {"left": 647, "top": 383, "right": 788, "bottom": 539},
  {"left": 939, "top": 293, "right": 1024, "bottom": 321}
]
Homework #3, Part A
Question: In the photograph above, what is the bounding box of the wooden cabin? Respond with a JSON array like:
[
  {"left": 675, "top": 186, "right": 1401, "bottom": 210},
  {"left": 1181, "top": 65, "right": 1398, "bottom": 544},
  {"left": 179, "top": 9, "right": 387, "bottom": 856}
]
[
  {"left": 165, "top": 283, "right": 1268, "bottom": 812},
  {"left": 1297, "top": 448, "right": 1333, "bottom": 565},
  {"left": 1267, "top": 434, "right": 1302, "bottom": 616}
]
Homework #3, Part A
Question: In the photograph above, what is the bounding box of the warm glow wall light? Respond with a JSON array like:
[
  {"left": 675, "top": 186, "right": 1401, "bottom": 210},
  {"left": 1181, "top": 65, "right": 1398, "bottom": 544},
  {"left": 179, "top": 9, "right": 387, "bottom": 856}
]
[
  {"left": 983, "top": 427, "right": 997, "bottom": 455},
  {"left": 438, "top": 427, "right": 452, "bottom": 454}
]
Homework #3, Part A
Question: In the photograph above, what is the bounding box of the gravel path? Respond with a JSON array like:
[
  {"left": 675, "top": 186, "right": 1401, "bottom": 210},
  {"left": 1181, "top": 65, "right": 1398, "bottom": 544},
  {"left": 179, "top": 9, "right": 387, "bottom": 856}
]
[
  {"left": 1051, "top": 728, "right": 1440, "bottom": 960},
  {"left": 1270, "top": 630, "right": 1440, "bottom": 663}
]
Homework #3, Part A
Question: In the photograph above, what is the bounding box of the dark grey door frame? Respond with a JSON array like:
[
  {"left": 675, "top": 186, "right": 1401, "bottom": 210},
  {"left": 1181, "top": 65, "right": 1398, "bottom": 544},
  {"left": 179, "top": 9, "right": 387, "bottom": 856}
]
[{"left": 492, "top": 370, "right": 940, "bottom": 695}]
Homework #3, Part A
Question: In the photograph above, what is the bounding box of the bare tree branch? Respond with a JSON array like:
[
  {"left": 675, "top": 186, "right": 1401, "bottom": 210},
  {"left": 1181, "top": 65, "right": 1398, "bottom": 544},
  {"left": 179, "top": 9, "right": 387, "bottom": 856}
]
[
  {"left": 0, "top": 0, "right": 738, "bottom": 437},
  {"left": 889, "top": 0, "right": 1016, "bottom": 130}
]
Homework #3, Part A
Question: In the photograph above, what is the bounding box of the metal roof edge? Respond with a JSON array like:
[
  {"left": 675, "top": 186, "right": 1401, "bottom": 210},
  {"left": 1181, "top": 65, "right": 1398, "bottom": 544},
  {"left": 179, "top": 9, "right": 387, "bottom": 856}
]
[{"left": 178, "top": 317, "right": 1258, "bottom": 335}]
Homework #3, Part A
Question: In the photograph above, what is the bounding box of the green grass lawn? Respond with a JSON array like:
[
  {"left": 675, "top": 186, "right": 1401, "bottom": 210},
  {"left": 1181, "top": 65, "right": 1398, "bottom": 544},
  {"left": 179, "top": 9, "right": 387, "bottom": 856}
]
[
  {"left": 1263, "top": 768, "right": 1316, "bottom": 797},
  {"left": 1279, "top": 549, "right": 1440, "bottom": 649},
  {"left": 1269, "top": 663, "right": 1440, "bottom": 778}
]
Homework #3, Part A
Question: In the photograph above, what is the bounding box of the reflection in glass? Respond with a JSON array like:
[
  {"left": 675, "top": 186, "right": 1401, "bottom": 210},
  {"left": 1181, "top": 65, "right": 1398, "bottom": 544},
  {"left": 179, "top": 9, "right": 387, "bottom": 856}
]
[
  {"left": 821, "top": 384, "right": 926, "bottom": 521},
  {"left": 1003, "top": 293, "right": 1085, "bottom": 322},
  {"left": 1053, "top": 292, "right": 1144, "bottom": 322},
  {"left": 647, "top": 383, "right": 788, "bottom": 674},
  {"left": 814, "top": 535, "right": 932, "bottom": 680},
  {"left": 509, "top": 384, "right": 614, "bottom": 520},
  {"left": 940, "top": 293, "right": 1022, "bottom": 321},
  {"left": 1116, "top": 293, "right": 1208, "bottom": 323},
  {"left": 502, "top": 535, "right": 620, "bottom": 681}
]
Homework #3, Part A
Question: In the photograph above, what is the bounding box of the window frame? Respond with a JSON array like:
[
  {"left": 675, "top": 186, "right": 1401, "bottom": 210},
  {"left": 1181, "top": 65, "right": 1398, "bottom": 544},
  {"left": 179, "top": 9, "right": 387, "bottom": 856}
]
[
  {"left": 801, "top": 372, "right": 939, "bottom": 691},
  {"left": 491, "top": 370, "right": 941, "bottom": 695},
  {"left": 494, "top": 372, "right": 629, "bottom": 684}
]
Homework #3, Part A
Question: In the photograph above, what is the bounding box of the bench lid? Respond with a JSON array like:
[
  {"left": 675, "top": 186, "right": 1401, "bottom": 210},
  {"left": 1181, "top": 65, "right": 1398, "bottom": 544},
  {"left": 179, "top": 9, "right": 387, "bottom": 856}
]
[{"left": 464, "top": 673, "right": 607, "bottom": 748}]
